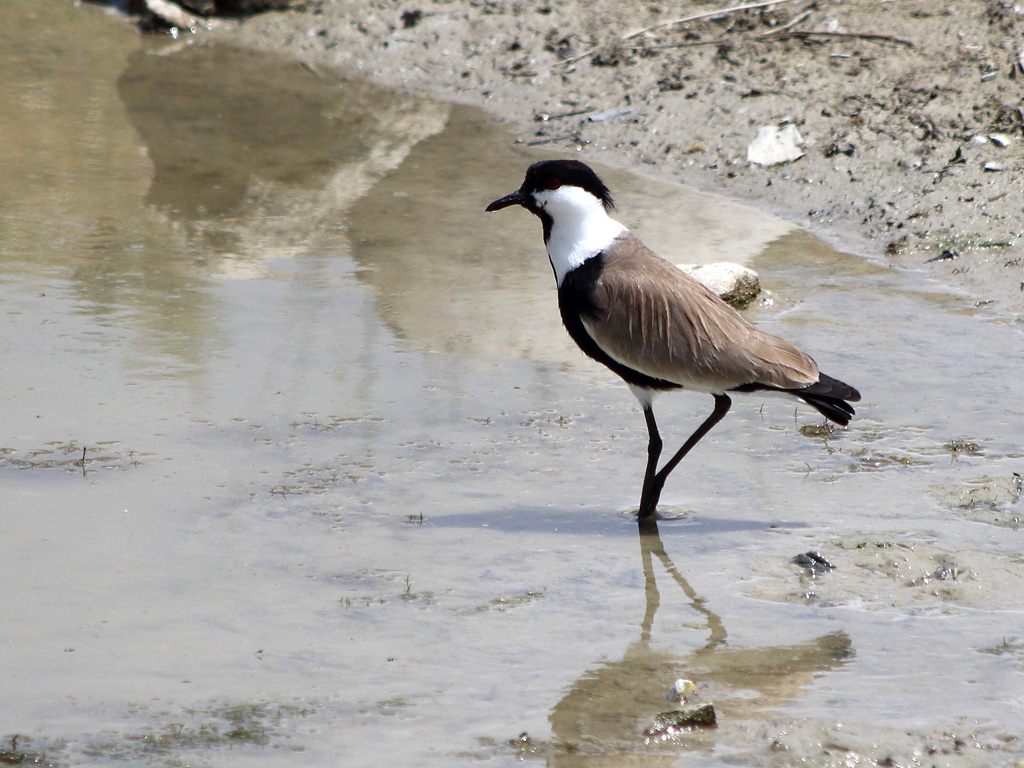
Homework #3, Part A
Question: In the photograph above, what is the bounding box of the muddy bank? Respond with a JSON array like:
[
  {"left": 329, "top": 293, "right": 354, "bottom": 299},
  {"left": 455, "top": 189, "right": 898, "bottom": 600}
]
[{"left": 202, "top": 0, "right": 1024, "bottom": 319}]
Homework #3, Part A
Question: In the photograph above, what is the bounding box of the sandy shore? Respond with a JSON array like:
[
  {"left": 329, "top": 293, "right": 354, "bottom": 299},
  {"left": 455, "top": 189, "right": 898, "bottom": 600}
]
[{"left": 207, "top": 0, "right": 1024, "bottom": 320}]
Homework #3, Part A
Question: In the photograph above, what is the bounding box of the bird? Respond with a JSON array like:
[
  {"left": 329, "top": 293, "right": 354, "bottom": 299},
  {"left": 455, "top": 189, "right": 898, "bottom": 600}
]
[{"left": 486, "top": 158, "right": 861, "bottom": 521}]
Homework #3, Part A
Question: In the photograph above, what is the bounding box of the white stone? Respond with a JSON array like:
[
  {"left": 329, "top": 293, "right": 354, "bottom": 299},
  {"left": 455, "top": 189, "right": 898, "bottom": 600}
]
[
  {"left": 747, "top": 123, "right": 805, "bottom": 166},
  {"left": 678, "top": 262, "right": 761, "bottom": 308}
]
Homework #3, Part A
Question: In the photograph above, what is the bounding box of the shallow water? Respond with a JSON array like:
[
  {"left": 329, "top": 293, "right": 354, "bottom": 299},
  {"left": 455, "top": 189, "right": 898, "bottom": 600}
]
[{"left": 2, "top": 3, "right": 1023, "bottom": 767}]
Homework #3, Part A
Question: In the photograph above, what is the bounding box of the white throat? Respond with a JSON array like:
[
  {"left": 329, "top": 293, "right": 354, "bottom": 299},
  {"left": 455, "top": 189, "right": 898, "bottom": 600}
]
[{"left": 535, "top": 186, "right": 626, "bottom": 286}]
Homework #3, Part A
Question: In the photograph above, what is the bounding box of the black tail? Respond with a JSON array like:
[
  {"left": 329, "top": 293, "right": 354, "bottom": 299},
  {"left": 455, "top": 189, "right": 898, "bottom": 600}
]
[
  {"left": 733, "top": 373, "right": 861, "bottom": 426},
  {"left": 790, "top": 373, "right": 860, "bottom": 426}
]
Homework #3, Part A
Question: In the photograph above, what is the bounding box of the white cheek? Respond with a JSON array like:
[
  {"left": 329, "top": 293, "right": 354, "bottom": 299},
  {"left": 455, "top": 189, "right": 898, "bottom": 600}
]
[
  {"left": 537, "top": 187, "right": 626, "bottom": 286},
  {"left": 537, "top": 185, "right": 607, "bottom": 217}
]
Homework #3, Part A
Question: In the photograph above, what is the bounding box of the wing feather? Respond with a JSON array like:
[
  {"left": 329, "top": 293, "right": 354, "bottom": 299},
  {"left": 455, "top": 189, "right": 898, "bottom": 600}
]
[{"left": 582, "top": 234, "right": 819, "bottom": 393}]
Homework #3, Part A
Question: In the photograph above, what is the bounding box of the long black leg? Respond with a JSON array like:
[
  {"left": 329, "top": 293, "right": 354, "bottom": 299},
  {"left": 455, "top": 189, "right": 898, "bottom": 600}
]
[
  {"left": 637, "top": 394, "right": 732, "bottom": 521},
  {"left": 638, "top": 406, "right": 663, "bottom": 517}
]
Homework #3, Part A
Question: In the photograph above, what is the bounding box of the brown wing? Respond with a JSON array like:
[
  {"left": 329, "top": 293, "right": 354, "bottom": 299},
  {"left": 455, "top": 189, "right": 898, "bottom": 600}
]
[{"left": 583, "top": 234, "right": 819, "bottom": 393}]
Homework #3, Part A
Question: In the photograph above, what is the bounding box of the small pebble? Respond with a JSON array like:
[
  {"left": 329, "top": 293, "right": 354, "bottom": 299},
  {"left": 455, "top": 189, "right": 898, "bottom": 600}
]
[
  {"left": 667, "top": 678, "right": 699, "bottom": 702},
  {"left": 792, "top": 551, "right": 835, "bottom": 573},
  {"left": 588, "top": 109, "right": 632, "bottom": 122}
]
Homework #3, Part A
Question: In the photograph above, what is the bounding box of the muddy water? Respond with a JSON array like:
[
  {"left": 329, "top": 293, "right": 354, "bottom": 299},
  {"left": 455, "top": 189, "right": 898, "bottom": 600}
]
[{"left": 2, "top": 3, "right": 1023, "bottom": 767}]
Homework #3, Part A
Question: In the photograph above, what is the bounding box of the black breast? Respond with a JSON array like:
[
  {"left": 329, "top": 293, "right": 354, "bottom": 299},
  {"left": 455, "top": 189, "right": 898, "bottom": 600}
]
[{"left": 556, "top": 255, "right": 681, "bottom": 392}]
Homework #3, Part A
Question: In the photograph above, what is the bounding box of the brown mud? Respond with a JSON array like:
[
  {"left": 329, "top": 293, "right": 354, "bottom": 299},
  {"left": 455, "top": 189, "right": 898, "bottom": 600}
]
[{"left": 219, "top": 0, "right": 1024, "bottom": 319}]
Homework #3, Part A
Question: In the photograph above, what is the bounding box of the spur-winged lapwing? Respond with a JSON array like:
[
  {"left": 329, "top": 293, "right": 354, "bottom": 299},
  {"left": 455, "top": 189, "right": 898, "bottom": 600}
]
[{"left": 486, "top": 159, "right": 861, "bottom": 521}]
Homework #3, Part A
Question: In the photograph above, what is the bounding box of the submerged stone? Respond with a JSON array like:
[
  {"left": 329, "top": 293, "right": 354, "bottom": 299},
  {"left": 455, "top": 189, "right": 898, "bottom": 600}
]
[{"left": 643, "top": 703, "right": 717, "bottom": 740}]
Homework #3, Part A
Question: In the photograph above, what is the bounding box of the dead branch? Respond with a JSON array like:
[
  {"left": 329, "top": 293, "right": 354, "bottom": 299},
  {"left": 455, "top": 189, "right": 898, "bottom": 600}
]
[
  {"left": 561, "top": 0, "right": 795, "bottom": 66},
  {"left": 632, "top": 17, "right": 913, "bottom": 55},
  {"left": 760, "top": 7, "right": 812, "bottom": 36},
  {"left": 621, "top": 0, "right": 794, "bottom": 41},
  {"left": 759, "top": 29, "right": 914, "bottom": 46}
]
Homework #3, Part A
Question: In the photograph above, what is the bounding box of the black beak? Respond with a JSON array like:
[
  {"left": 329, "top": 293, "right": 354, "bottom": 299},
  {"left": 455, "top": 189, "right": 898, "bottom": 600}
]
[{"left": 485, "top": 189, "right": 526, "bottom": 212}]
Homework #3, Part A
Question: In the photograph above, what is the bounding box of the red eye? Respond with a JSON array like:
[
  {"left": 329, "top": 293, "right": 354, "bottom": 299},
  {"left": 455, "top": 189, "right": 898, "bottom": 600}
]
[{"left": 545, "top": 177, "right": 562, "bottom": 190}]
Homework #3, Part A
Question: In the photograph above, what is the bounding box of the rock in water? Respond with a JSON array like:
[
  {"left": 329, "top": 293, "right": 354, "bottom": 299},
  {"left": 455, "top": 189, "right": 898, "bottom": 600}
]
[{"left": 678, "top": 262, "right": 761, "bottom": 308}]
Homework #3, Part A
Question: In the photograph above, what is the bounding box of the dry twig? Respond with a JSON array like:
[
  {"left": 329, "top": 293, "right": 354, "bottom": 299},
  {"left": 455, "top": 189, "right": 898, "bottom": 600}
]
[
  {"left": 759, "top": 29, "right": 914, "bottom": 46},
  {"left": 621, "top": 0, "right": 793, "bottom": 41},
  {"left": 561, "top": 0, "right": 794, "bottom": 65},
  {"left": 758, "top": 7, "right": 812, "bottom": 36},
  {"left": 632, "top": 9, "right": 913, "bottom": 54}
]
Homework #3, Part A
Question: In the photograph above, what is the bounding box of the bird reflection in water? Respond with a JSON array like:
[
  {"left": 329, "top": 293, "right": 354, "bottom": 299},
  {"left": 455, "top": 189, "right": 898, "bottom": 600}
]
[{"left": 537, "top": 521, "right": 854, "bottom": 764}]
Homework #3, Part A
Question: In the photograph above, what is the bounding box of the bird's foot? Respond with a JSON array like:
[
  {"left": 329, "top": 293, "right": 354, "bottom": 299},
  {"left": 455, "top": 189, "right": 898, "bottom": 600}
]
[{"left": 623, "top": 505, "right": 694, "bottom": 523}]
